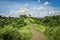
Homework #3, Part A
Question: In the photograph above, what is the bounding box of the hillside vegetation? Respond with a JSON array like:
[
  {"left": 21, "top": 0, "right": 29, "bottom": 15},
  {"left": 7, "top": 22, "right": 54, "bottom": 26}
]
[
  {"left": 31, "top": 15, "right": 60, "bottom": 40},
  {"left": 0, "top": 15, "right": 60, "bottom": 40},
  {"left": 0, "top": 15, "right": 32, "bottom": 40}
]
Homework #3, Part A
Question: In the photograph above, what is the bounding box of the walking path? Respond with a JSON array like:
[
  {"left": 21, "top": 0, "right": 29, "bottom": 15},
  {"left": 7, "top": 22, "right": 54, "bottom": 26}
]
[{"left": 24, "top": 18, "right": 48, "bottom": 40}]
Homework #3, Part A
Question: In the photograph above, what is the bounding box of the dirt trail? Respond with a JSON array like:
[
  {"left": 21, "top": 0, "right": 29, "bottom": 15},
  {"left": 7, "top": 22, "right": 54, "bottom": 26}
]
[
  {"left": 30, "top": 26, "right": 47, "bottom": 40},
  {"left": 30, "top": 25, "right": 47, "bottom": 40},
  {"left": 24, "top": 18, "right": 48, "bottom": 40}
]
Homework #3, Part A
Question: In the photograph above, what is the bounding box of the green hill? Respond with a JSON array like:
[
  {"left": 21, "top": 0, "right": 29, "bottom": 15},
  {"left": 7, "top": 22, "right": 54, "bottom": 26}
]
[{"left": 0, "top": 15, "right": 60, "bottom": 40}]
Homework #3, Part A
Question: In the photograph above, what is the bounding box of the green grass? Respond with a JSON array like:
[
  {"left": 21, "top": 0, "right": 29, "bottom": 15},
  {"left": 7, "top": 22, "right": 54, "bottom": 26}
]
[
  {"left": 33, "top": 24, "right": 46, "bottom": 33},
  {"left": 44, "top": 26, "right": 60, "bottom": 40},
  {"left": 0, "top": 16, "right": 60, "bottom": 40},
  {"left": 0, "top": 26, "right": 21, "bottom": 40},
  {"left": 0, "top": 25, "right": 32, "bottom": 40},
  {"left": 19, "top": 25, "right": 32, "bottom": 40}
]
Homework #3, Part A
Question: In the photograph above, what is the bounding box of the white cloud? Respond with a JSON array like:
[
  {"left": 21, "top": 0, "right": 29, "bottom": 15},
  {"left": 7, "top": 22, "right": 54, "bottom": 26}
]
[
  {"left": 43, "top": 1, "right": 50, "bottom": 6},
  {"left": 7, "top": 4, "right": 34, "bottom": 17},
  {"left": 6, "top": 2, "right": 60, "bottom": 18}
]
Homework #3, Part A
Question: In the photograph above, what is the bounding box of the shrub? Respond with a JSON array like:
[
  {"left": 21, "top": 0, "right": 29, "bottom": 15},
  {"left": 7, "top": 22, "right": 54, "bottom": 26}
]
[{"left": 0, "top": 26, "right": 21, "bottom": 40}]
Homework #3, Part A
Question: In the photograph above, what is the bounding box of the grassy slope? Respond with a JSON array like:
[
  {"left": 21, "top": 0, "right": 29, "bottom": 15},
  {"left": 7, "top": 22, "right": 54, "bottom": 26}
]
[
  {"left": 25, "top": 18, "right": 48, "bottom": 39},
  {"left": 19, "top": 25, "right": 32, "bottom": 40},
  {"left": 0, "top": 17, "right": 32, "bottom": 40},
  {"left": 0, "top": 15, "right": 60, "bottom": 40},
  {"left": 29, "top": 16, "right": 60, "bottom": 40},
  {"left": 28, "top": 18, "right": 46, "bottom": 33}
]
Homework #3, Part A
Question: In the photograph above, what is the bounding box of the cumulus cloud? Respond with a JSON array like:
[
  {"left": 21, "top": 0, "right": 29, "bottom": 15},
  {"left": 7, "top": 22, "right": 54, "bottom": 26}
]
[
  {"left": 7, "top": 4, "right": 33, "bottom": 17},
  {"left": 6, "top": 1, "right": 60, "bottom": 18},
  {"left": 43, "top": 1, "right": 50, "bottom": 6}
]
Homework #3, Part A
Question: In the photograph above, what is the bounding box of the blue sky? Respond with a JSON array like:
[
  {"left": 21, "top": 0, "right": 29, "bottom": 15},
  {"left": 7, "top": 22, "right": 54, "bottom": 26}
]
[
  {"left": 0, "top": 0, "right": 60, "bottom": 17},
  {"left": 0, "top": 0, "right": 60, "bottom": 10}
]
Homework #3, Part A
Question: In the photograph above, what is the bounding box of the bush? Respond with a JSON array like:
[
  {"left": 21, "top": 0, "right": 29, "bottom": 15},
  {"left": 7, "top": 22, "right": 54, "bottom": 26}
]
[
  {"left": 44, "top": 26, "right": 60, "bottom": 40},
  {"left": 0, "top": 26, "right": 21, "bottom": 40},
  {"left": 12, "top": 19, "right": 27, "bottom": 29}
]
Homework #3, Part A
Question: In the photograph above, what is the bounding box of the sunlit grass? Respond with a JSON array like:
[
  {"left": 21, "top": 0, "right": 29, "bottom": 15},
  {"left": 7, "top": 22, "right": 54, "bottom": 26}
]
[
  {"left": 18, "top": 25, "right": 32, "bottom": 40},
  {"left": 33, "top": 24, "right": 46, "bottom": 33}
]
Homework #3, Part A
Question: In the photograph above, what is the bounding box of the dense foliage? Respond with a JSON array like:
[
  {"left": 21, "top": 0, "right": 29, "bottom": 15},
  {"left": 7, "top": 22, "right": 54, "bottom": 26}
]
[
  {"left": 0, "top": 26, "right": 21, "bottom": 40},
  {"left": 32, "top": 15, "right": 60, "bottom": 40},
  {"left": 0, "top": 15, "right": 27, "bottom": 28},
  {"left": 0, "top": 15, "right": 29, "bottom": 40},
  {"left": 32, "top": 15, "right": 60, "bottom": 27},
  {"left": 0, "top": 15, "right": 60, "bottom": 40}
]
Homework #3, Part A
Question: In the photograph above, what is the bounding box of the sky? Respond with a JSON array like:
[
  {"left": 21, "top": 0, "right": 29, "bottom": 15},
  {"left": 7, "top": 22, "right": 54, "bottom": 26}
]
[{"left": 0, "top": 0, "right": 60, "bottom": 17}]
